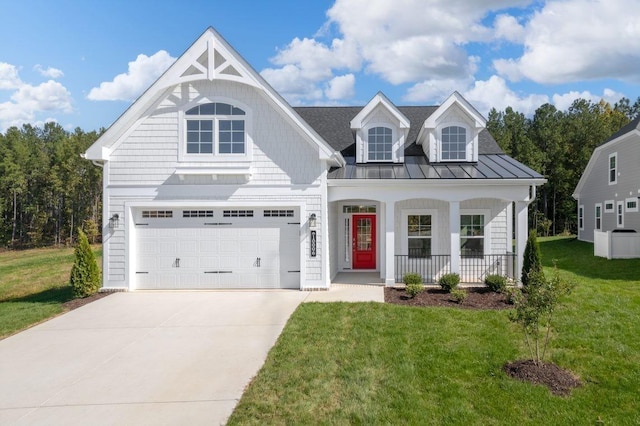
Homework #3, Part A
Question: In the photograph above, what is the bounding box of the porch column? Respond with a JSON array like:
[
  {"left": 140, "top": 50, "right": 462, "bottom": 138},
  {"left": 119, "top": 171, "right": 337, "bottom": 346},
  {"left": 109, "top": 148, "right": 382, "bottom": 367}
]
[
  {"left": 384, "top": 201, "right": 395, "bottom": 286},
  {"left": 449, "top": 201, "right": 460, "bottom": 274},
  {"left": 515, "top": 201, "right": 528, "bottom": 282}
]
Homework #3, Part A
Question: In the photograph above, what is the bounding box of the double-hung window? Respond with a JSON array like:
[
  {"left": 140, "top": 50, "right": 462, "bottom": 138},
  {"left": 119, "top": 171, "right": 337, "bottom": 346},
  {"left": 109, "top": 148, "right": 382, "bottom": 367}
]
[
  {"left": 608, "top": 153, "right": 617, "bottom": 184},
  {"left": 595, "top": 204, "right": 602, "bottom": 230},
  {"left": 578, "top": 205, "right": 584, "bottom": 230},
  {"left": 460, "top": 214, "right": 484, "bottom": 257},
  {"left": 442, "top": 126, "right": 466, "bottom": 160},
  {"left": 185, "top": 102, "right": 246, "bottom": 156},
  {"left": 407, "top": 215, "right": 432, "bottom": 258},
  {"left": 367, "top": 126, "right": 392, "bottom": 161}
]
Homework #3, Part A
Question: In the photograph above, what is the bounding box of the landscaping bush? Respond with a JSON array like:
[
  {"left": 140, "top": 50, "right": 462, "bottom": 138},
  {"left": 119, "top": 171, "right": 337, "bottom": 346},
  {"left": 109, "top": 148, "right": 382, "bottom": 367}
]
[
  {"left": 450, "top": 288, "right": 467, "bottom": 304},
  {"left": 521, "top": 230, "right": 543, "bottom": 286},
  {"left": 403, "top": 273, "right": 423, "bottom": 298},
  {"left": 70, "top": 228, "right": 101, "bottom": 298},
  {"left": 484, "top": 274, "right": 507, "bottom": 293},
  {"left": 503, "top": 286, "right": 518, "bottom": 305},
  {"left": 438, "top": 273, "right": 460, "bottom": 292}
]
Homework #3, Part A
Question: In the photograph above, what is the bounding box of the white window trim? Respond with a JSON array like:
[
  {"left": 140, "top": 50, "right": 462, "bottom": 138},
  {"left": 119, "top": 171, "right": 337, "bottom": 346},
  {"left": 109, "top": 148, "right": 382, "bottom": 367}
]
[
  {"left": 578, "top": 205, "right": 584, "bottom": 231},
  {"left": 360, "top": 122, "right": 401, "bottom": 163},
  {"left": 604, "top": 200, "right": 614, "bottom": 213},
  {"left": 365, "top": 124, "right": 394, "bottom": 163},
  {"left": 437, "top": 122, "right": 470, "bottom": 162},
  {"left": 616, "top": 201, "right": 624, "bottom": 228},
  {"left": 594, "top": 203, "right": 602, "bottom": 231},
  {"left": 608, "top": 152, "right": 617, "bottom": 185},
  {"left": 460, "top": 209, "right": 491, "bottom": 256},
  {"left": 626, "top": 197, "right": 638, "bottom": 213},
  {"left": 178, "top": 98, "right": 253, "bottom": 165},
  {"left": 401, "top": 209, "right": 438, "bottom": 256}
]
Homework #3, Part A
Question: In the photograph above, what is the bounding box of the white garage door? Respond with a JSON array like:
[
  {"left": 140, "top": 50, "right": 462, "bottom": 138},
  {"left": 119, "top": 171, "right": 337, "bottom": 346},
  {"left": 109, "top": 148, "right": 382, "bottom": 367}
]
[{"left": 135, "top": 208, "right": 300, "bottom": 289}]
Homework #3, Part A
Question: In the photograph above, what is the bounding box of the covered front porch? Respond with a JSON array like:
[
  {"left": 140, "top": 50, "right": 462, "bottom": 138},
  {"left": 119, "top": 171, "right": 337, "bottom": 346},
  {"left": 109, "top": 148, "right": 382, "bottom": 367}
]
[{"left": 327, "top": 183, "right": 533, "bottom": 286}]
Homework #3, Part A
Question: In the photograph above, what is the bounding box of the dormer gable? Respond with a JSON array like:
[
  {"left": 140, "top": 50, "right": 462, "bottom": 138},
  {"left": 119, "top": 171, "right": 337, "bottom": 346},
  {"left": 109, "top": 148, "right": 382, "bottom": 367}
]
[
  {"left": 417, "top": 92, "right": 485, "bottom": 163},
  {"left": 350, "top": 92, "right": 410, "bottom": 163}
]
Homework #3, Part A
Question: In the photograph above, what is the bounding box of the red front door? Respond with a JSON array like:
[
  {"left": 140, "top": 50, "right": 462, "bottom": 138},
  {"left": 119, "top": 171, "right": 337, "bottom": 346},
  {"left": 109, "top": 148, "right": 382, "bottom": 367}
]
[{"left": 352, "top": 214, "right": 376, "bottom": 269}]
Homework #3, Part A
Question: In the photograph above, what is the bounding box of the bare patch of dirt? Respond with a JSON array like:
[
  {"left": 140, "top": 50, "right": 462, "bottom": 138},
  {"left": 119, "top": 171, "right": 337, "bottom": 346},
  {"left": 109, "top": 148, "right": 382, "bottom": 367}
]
[
  {"left": 62, "top": 291, "right": 112, "bottom": 311},
  {"left": 504, "top": 359, "right": 581, "bottom": 396},
  {"left": 384, "top": 286, "right": 512, "bottom": 310}
]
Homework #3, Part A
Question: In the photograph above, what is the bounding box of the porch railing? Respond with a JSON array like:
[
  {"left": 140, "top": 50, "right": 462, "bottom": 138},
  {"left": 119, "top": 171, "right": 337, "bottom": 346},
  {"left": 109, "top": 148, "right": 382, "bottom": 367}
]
[
  {"left": 394, "top": 255, "right": 451, "bottom": 283},
  {"left": 394, "top": 252, "right": 516, "bottom": 284}
]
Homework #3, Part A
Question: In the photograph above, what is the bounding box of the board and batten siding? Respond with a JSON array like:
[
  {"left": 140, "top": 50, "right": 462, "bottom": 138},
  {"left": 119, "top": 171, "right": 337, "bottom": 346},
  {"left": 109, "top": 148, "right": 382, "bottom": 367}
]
[{"left": 578, "top": 136, "right": 640, "bottom": 242}]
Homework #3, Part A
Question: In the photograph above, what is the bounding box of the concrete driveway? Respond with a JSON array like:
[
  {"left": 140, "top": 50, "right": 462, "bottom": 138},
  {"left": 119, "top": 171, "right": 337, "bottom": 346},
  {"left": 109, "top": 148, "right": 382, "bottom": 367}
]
[{"left": 0, "top": 291, "right": 308, "bottom": 425}]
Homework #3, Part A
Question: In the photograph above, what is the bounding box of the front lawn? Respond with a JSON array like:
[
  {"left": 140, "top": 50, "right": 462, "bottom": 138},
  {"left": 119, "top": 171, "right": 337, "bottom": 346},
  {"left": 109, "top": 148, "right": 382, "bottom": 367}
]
[
  {"left": 228, "top": 237, "right": 640, "bottom": 424},
  {"left": 0, "top": 246, "right": 102, "bottom": 338}
]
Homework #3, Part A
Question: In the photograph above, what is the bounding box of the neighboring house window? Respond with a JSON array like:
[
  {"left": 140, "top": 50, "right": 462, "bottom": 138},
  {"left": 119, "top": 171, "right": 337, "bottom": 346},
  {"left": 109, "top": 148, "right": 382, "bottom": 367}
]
[
  {"left": 595, "top": 204, "right": 602, "bottom": 230},
  {"left": 626, "top": 198, "right": 638, "bottom": 212},
  {"left": 442, "top": 126, "right": 466, "bottom": 160},
  {"left": 460, "top": 214, "right": 484, "bottom": 257},
  {"left": 604, "top": 200, "right": 614, "bottom": 213},
  {"left": 578, "top": 205, "right": 584, "bottom": 230},
  {"left": 367, "top": 127, "right": 392, "bottom": 161},
  {"left": 407, "top": 215, "right": 432, "bottom": 258},
  {"left": 185, "top": 102, "right": 246, "bottom": 155},
  {"left": 616, "top": 201, "right": 624, "bottom": 228},
  {"left": 608, "top": 153, "right": 617, "bottom": 184}
]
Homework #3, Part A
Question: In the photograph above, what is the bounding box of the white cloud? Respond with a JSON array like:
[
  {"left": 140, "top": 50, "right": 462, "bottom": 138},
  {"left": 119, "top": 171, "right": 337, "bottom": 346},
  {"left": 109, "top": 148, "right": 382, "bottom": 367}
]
[
  {"left": 87, "top": 50, "right": 175, "bottom": 101},
  {"left": 551, "top": 88, "right": 625, "bottom": 111},
  {"left": 494, "top": 0, "right": 640, "bottom": 84},
  {"left": 0, "top": 62, "right": 22, "bottom": 90},
  {"left": 493, "top": 14, "right": 525, "bottom": 43},
  {"left": 325, "top": 74, "right": 355, "bottom": 100},
  {"left": 0, "top": 63, "right": 73, "bottom": 131},
  {"left": 463, "top": 75, "right": 548, "bottom": 116},
  {"left": 262, "top": 0, "right": 529, "bottom": 104},
  {"left": 34, "top": 64, "right": 64, "bottom": 79}
]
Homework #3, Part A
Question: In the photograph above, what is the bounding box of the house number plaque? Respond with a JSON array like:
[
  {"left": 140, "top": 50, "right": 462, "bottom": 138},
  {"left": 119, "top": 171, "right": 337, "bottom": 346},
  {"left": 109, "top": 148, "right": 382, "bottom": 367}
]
[{"left": 310, "top": 231, "right": 317, "bottom": 257}]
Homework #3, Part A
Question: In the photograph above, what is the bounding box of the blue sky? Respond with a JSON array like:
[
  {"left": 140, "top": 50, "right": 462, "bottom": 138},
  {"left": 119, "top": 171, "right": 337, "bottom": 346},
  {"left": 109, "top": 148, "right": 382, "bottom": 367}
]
[{"left": 1, "top": 0, "right": 639, "bottom": 132}]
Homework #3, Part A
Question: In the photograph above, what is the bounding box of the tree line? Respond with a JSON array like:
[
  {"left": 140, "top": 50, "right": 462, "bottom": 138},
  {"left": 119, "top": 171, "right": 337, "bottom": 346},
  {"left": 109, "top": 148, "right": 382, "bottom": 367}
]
[
  {"left": 1, "top": 96, "right": 638, "bottom": 249},
  {"left": 487, "top": 97, "right": 639, "bottom": 236},
  {"left": 0, "top": 123, "right": 102, "bottom": 248}
]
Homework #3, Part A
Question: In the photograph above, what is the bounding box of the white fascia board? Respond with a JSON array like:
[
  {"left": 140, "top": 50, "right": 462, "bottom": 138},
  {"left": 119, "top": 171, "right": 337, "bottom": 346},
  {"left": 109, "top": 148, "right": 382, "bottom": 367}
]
[
  {"left": 424, "top": 91, "right": 486, "bottom": 129},
  {"left": 350, "top": 92, "right": 410, "bottom": 129},
  {"left": 327, "top": 178, "right": 546, "bottom": 188}
]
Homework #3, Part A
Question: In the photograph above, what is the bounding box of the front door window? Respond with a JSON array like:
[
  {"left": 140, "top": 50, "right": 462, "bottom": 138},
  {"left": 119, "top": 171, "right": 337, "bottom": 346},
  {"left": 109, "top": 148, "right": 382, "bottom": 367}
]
[{"left": 352, "top": 214, "right": 376, "bottom": 269}]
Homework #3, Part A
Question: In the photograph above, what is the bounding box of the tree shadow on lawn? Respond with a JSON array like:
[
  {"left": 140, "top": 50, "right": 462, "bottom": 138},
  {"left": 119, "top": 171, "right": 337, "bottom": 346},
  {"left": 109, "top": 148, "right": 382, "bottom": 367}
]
[
  {"left": 1, "top": 286, "right": 75, "bottom": 305},
  {"left": 539, "top": 238, "right": 640, "bottom": 282}
]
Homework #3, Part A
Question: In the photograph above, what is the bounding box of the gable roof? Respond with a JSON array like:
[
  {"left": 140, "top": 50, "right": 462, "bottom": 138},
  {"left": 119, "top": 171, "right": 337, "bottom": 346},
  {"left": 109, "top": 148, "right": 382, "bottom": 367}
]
[
  {"left": 573, "top": 115, "right": 640, "bottom": 198},
  {"left": 294, "top": 106, "right": 503, "bottom": 158},
  {"left": 84, "top": 27, "right": 344, "bottom": 166},
  {"left": 350, "top": 92, "right": 410, "bottom": 129}
]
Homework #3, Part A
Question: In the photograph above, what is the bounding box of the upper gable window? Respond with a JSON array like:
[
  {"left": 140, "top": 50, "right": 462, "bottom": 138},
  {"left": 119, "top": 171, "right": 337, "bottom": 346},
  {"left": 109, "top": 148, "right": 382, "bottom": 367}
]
[
  {"left": 185, "top": 102, "right": 246, "bottom": 155},
  {"left": 608, "top": 153, "right": 617, "bottom": 185},
  {"left": 441, "top": 126, "right": 466, "bottom": 160},
  {"left": 368, "top": 127, "right": 392, "bottom": 161}
]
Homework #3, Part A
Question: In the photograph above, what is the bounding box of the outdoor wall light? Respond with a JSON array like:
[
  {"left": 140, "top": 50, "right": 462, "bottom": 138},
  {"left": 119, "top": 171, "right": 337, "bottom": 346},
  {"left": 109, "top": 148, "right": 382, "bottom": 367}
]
[
  {"left": 109, "top": 213, "right": 120, "bottom": 229},
  {"left": 309, "top": 213, "right": 317, "bottom": 228}
]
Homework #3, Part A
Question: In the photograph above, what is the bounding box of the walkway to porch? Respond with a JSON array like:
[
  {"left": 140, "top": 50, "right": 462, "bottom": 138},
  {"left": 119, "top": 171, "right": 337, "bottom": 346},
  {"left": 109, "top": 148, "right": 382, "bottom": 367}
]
[{"left": 331, "top": 272, "right": 384, "bottom": 285}]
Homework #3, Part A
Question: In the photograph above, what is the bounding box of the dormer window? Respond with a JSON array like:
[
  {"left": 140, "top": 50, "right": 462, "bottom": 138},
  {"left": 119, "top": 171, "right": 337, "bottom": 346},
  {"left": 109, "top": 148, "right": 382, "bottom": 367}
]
[
  {"left": 441, "top": 126, "right": 466, "bottom": 160},
  {"left": 184, "top": 102, "right": 246, "bottom": 156},
  {"left": 368, "top": 127, "right": 392, "bottom": 161}
]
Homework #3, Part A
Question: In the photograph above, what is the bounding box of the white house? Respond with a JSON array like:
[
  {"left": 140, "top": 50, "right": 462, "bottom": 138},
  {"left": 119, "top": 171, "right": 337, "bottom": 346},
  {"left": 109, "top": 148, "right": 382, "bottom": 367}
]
[
  {"left": 84, "top": 27, "right": 545, "bottom": 291},
  {"left": 573, "top": 117, "right": 640, "bottom": 258}
]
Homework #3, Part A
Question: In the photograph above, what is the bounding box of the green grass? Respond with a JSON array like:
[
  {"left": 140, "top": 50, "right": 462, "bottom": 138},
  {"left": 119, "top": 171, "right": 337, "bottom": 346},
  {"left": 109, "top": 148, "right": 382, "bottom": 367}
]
[
  {"left": 0, "top": 246, "right": 102, "bottom": 338},
  {"left": 229, "top": 237, "right": 640, "bottom": 425}
]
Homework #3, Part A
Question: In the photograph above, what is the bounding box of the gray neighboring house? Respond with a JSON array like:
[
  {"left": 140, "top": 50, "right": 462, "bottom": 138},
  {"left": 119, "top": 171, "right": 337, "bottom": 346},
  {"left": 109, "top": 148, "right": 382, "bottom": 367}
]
[{"left": 573, "top": 116, "right": 640, "bottom": 243}]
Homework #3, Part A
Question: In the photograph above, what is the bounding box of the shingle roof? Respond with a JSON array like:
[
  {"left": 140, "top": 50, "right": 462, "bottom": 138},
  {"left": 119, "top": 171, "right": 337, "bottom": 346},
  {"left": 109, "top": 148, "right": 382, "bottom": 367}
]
[
  {"left": 600, "top": 115, "right": 640, "bottom": 146},
  {"left": 293, "top": 106, "right": 504, "bottom": 157}
]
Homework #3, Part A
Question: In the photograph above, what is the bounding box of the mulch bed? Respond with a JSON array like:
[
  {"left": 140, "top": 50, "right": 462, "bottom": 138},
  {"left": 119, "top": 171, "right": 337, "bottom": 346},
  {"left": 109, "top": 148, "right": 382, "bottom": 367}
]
[
  {"left": 384, "top": 286, "right": 512, "bottom": 310},
  {"left": 385, "top": 286, "right": 582, "bottom": 396},
  {"left": 62, "top": 291, "right": 112, "bottom": 311},
  {"left": 504, "top": 359, "right": 582, "bottom": 396}
]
